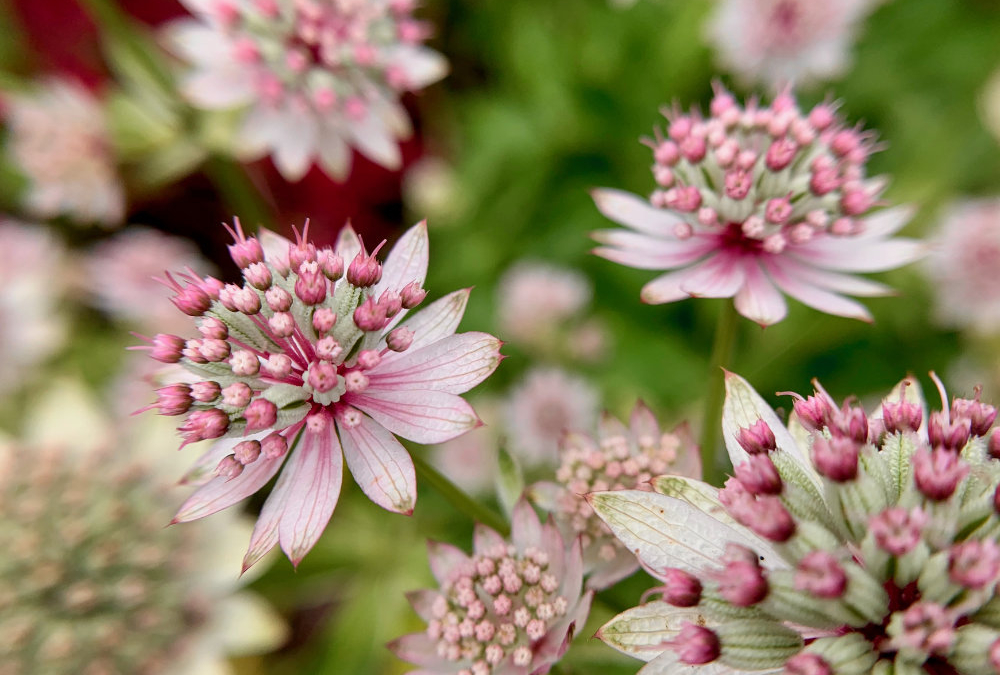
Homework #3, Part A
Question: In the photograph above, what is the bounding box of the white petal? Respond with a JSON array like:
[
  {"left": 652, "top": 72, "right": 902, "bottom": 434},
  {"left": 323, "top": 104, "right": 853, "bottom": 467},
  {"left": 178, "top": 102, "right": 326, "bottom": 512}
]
[
  {"left": 386, "top": 288, "right": 471, "bottom": 352},
  {"left": 337, "top": 413, "right": 416, "bottom": 514},
  {"left": 855, "top": 205, "right": 916, "bottom": 241},
  {"left": 349, "top": 110, "right": 402, "bottom": 169},
  {"left": 679, "top": 254, "right": 746, "bottom": 298},
  {"left": 790, "top": 235, "right": 926, "bottom": 273},
  {"left": 592, "top": 188, "right": 685, "bottom": 237},
  {"left": 182, "top": 67, "right": 255, "bottom": 109},
  {"left": 270, "top": 107, "right": 319, "bottom": 181},
  {"left": 386, "top": 45, "right": 449, "bottom": 89},
  {"left": 733, "top": 260, "right": 787, "bottom": 326},
  {"left": 366, "top": 332, "right": 502, "bottom": 395},
  {"left": 765, "top": 258, "right": 874, "bottom": 322},
  {"left": 592, "top": 230, "right": 717, "bottom": 270},
  {"left": 163, "top": 21, "right": 232, "bottom": 65},
  {"left": 774, "top": 257, "right": 893, "bottom": 297}
]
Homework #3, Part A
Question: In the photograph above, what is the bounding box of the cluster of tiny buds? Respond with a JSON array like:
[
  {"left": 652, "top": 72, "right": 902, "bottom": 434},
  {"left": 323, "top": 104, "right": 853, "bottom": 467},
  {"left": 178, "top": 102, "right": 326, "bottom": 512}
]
[
  {"left": 134, "top": 220, "right": 428, "bottom": 475},
  {"left": 210, "top": 0, "right": 431, "bottom": 113},
  {"left": 554, "top": 428, "right": 680, "bottom": 559},
  {"left": 427, "top": 545, "right": 567, "bottom": 674},
  {"left": 647, "top": 84, "right": 883, "bottom": 251}
]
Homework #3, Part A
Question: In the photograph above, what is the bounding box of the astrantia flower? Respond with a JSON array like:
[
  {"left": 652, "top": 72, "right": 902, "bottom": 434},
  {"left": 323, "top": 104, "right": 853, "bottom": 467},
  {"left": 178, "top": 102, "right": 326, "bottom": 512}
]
[
  {"left": 925, "top": 198, "right": 1000, "bottom": 334},
  {"left": 0, "top": 220, "right": 67, "bottom": 398},
  {"left": 3, "top": 78, "right": 124, "bottom": 225},
  {"left": 591, "top": 371, "right": 1000, "bottom": 673},
  {"left": 497, "top": 261, "right": 592, "bottom": 348},
  {"left": 531, "top": 402, "right": 700, "bottom": 590},
  {"left": 141, "top": 219, "right": 503, "bottom": 568},
  {"left": 165, "top": 0, "right": 448, "bottom": 181},
  {"left": 706, "top": 0, "right": 883, "bottom": 87},
  {"left": 389, "top": 501, "right": 593, "bottom": 675},
  {"left": 592, "top": 86, "right": 924, "bottom": 325},
  {"left": 504, "top": 368, "right": 599, "bottom": 467},
  {"left": 0, "top": 384, "right": 285, "bottom": 675}
]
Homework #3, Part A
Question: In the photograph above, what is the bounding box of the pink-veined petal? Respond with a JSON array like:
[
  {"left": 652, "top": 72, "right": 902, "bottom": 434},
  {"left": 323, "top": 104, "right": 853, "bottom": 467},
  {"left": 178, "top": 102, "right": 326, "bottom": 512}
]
[
  {"left": 855, "top": 205, "right": 916, "bottom": 241},
  {"left": 733, "top": 260, "right": 788, "bottom": 326},
  {"left": 765, "top": 258, "right": 873, "bottom": 322},
  {"left": 592, "top": 230, "right": 716, "bottom": 270},
  {"left": 640, "top": 264, "right": 709, "bottom": 304},
  {"left": 592, "top": 188, "right": 686, "bottom": 237},
  {"left": 367, "top": 332, "right": 502, "bottom": 395},
  {"left": 337, "top": 413, "right": 416, "bottom": 514},
  {"left": 173, "top": 451, "right": 284, "bottom": 523},
  {"left": 405, "top": 589, "right": 446, "bottom": 622},
  {"left": 375, "top": 221, "right": 429, "bottom": 302},
  {"left": 628, "top": 400, "right": 661, "bottom": 446},
  {"left": 349, "top": 110, "right": 402, "bottom": 169},
  {"left": 473, "top": 524, "right": 506, "bottom": 555},
  {"left": 679, "top": 253, "right": 747, "bottom": 298},
  {"left": 511, "top": 499, "right": 544, "bottom": 551},
  {"left": 427, "top": 540, "right": 470, "bottom": 584},
  {"left": 790, "top": 234, "right": 926, "bottom": 273},
  {"left": 772, "top": 256, "right": 894, "bottom": 297},
  {"left": 347, "top": 389, "right": 480, "bottom": 444},
  {"left": 388, "top": 632, "right": 455, "bottom": 669},
  {"left": 385, "top": 288, "right": 471, "bottom": 353},
  {"left": 179, "top": 431, "right": 270, "bottom": 486}
]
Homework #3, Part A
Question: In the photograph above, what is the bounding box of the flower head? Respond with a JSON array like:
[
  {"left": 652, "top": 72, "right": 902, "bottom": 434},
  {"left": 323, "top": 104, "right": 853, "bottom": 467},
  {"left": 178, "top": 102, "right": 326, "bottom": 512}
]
[
  {"left": 389, "top": 501, "right": 593, "bottom": 675},
  {"left": 592, "top": 86, "right": 923, "bottom": 325},
  {"left": 706, "top": 0, "right": 884, "bottom": 87},
  {"left": 3, "top": 78, "right": 124, "bottom": 225},
  {"left": 496, "top": 261, "right": 592, "bottom": 345},
  {"left": 530, "top": 402, "right": 700, "bottom": 590},
  {"left": 924, "top": 198, "right": 1000, "bottom": 334},
  {"left": 166, "top": 0, "right": 448, "bottom": 181},
  {"left": 504, "top": 367, "right": 599, "bottom": 467},
  {"left": 143, "top": 219, "right": 502, "bottom": 568},
  {"left": 592, "top": 372, "right": 1000, "bottom": 673}
]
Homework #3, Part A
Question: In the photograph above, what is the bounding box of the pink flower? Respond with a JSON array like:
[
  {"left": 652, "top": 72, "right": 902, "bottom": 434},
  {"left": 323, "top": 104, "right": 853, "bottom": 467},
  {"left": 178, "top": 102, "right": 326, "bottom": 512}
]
[
  {"left": 503, "top": 368, "right": 599, "bottom": 467},
  {"left": 3, "top": 78, "right": 124, "bottom": 226},
  {"left": 389, "top": 501, "right": 593, "bottom": 675},
  {"left": 165, "top": 0, "right": 448, "bottom": 181},
  {"left": 530, "top": 402, "right": 700, "bottom": 590},
  {"left": 592, "top": 86, "right": 924, "bottom": 326},
  {"left": 496, "top": 261, "right": 592, "bottom": 345},
  {"left": 706, "top": 0, "right": 884, "bottom": 87},
  {"left": 152, "top": 220, "right": 503, "bottom": 568},
  {"left": 925, "top": 198, "right": 1000, "bottom": 334}
]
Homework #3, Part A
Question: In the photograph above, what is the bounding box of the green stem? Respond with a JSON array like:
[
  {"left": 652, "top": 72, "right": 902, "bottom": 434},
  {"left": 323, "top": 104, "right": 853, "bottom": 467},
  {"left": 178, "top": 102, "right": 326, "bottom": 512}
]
[
  {"left": 411, "top": 452, "right": 510, "bottom": 537},
  {"left": 203, "top": 156, "right": 274, "bottom": 231},
  {"left": 698, "top": 301, "right": 740, "bottom": 486}
]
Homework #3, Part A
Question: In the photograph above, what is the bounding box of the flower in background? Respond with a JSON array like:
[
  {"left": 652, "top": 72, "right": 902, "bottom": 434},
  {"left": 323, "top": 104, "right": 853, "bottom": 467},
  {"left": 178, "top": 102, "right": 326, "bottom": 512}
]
[
  {"left": 165, "top": 0, "right": 448, "bottom": 182},
  {"left": 0, "top": 381, "right": 285, "bottom": 675},
  {"left": 496, "top": 261, "right": 591, "bottom": 346},
  {"left": 925, "top": 198, "right": 1000, "bottom": 335},
  {"left": 981, "top": 66, "right": 1000, "bottom": 144},
  {"left": 144, "top": 220, "right": 502, "bottom": 568},
  {"left": 3, "top": 78, "right": 125, "bottom": 226},
  {"left": 83, "top": 226, "right": 215, "bottom": 332},
  {"left": 592, "top": 371, "right": 1000, "bottom": 673},
  {"left": 431, "top": 395, "right": 503, "bottom": 496},
  {"left": 504, "top": 368, "right": 599, "bottom": 467},
  {"left": 531, "top": 402, "right": 700, "bottom": 590},
  {"left": 389, "top": 500, "right": 593, "bottom": 675},
  {"left": 0, "top": 220, "right": 67, "bottom": 399},
  {"left": 592, "top": 86, "right": 924, "bottom": 325},
  {"left": 706, "top": 0, "right": 883, "bottom": 87}
]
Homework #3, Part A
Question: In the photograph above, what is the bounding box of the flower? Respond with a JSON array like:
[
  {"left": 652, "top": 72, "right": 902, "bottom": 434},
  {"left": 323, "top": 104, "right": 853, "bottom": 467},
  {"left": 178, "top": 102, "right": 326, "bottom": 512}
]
[
  {"left": 3, "top": 78, "right": 124, "bottom": 225},
  {"left": 0, "top": 380, "right": 285, "bottom": 675},
  {"left": 82, "top": 226, "right": 215, "bottom": 332},
  {"left": 431, "top": 395, "right": 503, "bottom": 495},
  {"left": 705, "top": 0, "right": 883, "bottom": 87},
  {"left": 590, "top": 371, "right": 1000, "bottom": 673},
  {"left": 592, "top": 86, "right": 924, "bottom": 325},
  {"left": 389, "top": 500, "right": 593, "bottom": 675},
  {"left": 530, "top": 402, "right": 700, "bottom": 590},
  {"left": 496, "top": 261, "right": 592, "bottom": 348},
  {"left": 165, "top": 0, "right": 448, "bottom": 181},
  {"left": 0, "top": 220, "right": 67, "bottom": 399},
  {"left": 504, "top": 367, "right": 600, "bottom": 467},
  {"left": 924, "top": 198, "right": 1000, "bottom": 334},
  {"left": 145, "top": 219, "right": 503, "bottom": 568}
]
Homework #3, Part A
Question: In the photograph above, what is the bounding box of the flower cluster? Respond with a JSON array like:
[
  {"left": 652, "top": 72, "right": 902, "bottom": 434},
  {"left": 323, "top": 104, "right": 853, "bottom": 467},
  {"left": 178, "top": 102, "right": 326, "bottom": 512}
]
[
  {"left": 531, "top": 402, "right": 700, "bottom": 590},
  {"left": 592, "top": 86, "right": 923, "bottom": 325},
  {"left": 390, "top": 501, "right": 592, "bottom": 675},
  {"left": 706, "top": 0, "right": 884, "bottom": 87},
  {"left": 139, "top": 219, "right": 502, "bottom": 568},
  {"left": 166, "top": 0, "right": 448, "bottom": 181},
  {"left": 592, "top": 371, "right": 1000, "bottom": 673},
  {"left": 2, "top": 78, "right": 125, "bottom": 225}
]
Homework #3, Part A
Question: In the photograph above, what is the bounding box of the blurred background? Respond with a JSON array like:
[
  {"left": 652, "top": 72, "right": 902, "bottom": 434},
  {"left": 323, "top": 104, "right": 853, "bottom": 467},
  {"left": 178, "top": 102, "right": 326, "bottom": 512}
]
[{"left": 1, "top": 0, "right": 1000, "bottom": 673}]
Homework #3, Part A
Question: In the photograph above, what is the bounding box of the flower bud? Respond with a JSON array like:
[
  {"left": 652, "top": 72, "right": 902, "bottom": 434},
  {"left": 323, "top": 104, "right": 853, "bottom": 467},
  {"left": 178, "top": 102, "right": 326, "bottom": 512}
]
[
  {"left": 734, "top": 453, "right": 782, "bottom": 495},
  {"left": 811, "top": 437, "right": 859, "bottom": 482},
  {"left": 400, "top": 281, "right": 427, "bottom": 309},
  {"left": 244, "top": 399, "right": 277, "bottom": 431},
  {"left": 882, "top": 399, "right": 922, "bottom": 435},
  {"left": 149, "top": 333, "right": 185, "bottom": 363},
  {"left": 914, "top": 447, "right": 969, "bottom": 501},
  {"left": 387, "top": 327, "right": 414, "bottom": 352},
  {"left": 736, "top": 419, "right": 776, "bottom": 455}
]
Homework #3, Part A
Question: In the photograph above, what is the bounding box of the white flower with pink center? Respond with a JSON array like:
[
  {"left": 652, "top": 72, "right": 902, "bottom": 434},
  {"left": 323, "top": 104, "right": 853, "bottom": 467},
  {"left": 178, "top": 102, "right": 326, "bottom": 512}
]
[
  {"left": 531, "top": 402, "right": 700, "bottom": 590},
  {"left": 925, "top": 198, "right": 1000, "bottom": 334},
  {"left": 139, "top": 219, "right": 502, "bottom": 568},
  {"left": 503, "top": 368, "right": 600, "bottom": 467},
  {"left": 591, "top": 372, "right": 1000, "bottom": 673},
  {"left": 3, "top": 78, "right": 125, "bottom": 226},
  {"left": 390, "top": 501, "right": 593, "bottom": 675},
  {"left": 592, "top": 86, "right": 924, "bottom": 326},
  {"left": 706, "top": 0, "right": 883, "bottom": 87},
  {"left": 165, "top": 0, "right": 448, "bottom": 181},
  {"left": 496, "top": 261, "right": 592, "bottom": 348}
]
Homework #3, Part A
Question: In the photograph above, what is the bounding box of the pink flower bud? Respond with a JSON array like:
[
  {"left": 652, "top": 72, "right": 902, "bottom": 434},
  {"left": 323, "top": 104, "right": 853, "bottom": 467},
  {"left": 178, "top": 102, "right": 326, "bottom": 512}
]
[
  {"left": 914, "top": 447, "right": 969, "bottom": 501},
  {"left": 747, "top": 496, "right": 796, "bottom": 542},
  {"left": 269, "top": 312, "right": 296, "bottom": 338},
  {"left": 244, "top": 398, "right": 277, "bottom": 431},
  {"left": 809, "top": 168, "right": 840, "bottom": 196},
  {"left": 668, "top": 117, "right": 692, "bottom": 142},
  {"left": 149, "top": 333, "right": 185, "bottom": 363},
  {"left": 928, "top": 411, "right": 971, "bottom": 451},
  {"left": 794, "top": 551, "right": 847, "bottom": 599},
  {"left": 244, "top": 262, "right": 272, "bottom": 290},
  {"left": 295, "top": 261, "right": 327, "bottom": 305},
  {"left": 658, "top": 568, "right": 703, "bottom": 607},
  {"left": 307, "top": 361, "right": 339, "bottom": 393},
  {"left": 840, "top": 188, "right": 873, "bottom": 216},
  {"left": 233, "top": 439, "right": 262, "bottom": 465},
  {"left": 191, "top": 381, "right": 221, "bottom": 402},
  {"left": 765, "top": 197, "right": 793, "bottom": 225},
  {"left": 811, "top": 437, "right": 859, "bottom": 482},
  {"left": 882, "top": 399, "right": 923, "bottom": 435},
  {"left": 261, "top": 432, "right": 288, "bottom": 459},
  {"left": 199, "top": 338, "right": 231, "bottom": 362},
  {"left": 387, "top": 327, "right": 415, "bottom": 352},
  {"left": 654, "top": 140, "right": 680, "bottom": 166},
  {"left": 215, "top": 455, "right": 244, "bottom": 480},
  {"left": 736, "top": 419, "right": 776, "bottom": 455},
  {"left": 870, "top": 507, "right": 927, "bottom": 556},
  {"left": 183, "top": 339, "right": 208, "bottom": 363},
  {"left": 785, "top": 653, "right": 833, "bottom": 675},
  {"left": 312, "top": 307, "right": 337, "bottom": 334},
  {"left": 170, "top": 280, "right": 212, "bottom": 316},
  {"left": 377, "top": 290, "right": 402, "bottom": 318},
  {"left": 734, "top": 454, "right": 782, "bottom": 495},
  {"left": 347, "top": 240, "right": 385, "bottom": 287},
  {"left": 354, "top": 296, "right": 387, "bottom": 332},
  {"left": 724, "top": 169, "right": 752, "bottom": 200},
  {"left": 198, "top": 317, "right": 228, "bottom": 340},
  {"left": 680, "top": 135, "right": 707, "bottom": 163},
  {"left": 234, "top": 285, "right": 261, "bottom": 315},
  {"left": 949, "top": 539, "right": 1000, "bottom": 589},
  {"left": 153, "top": 384, "right": 192, "bottom": 416},
  {"left": 765, "top": 138, "right": 797, "bottom": 171},
  {"left": 829, "top": 405, "right": 868, "bottom": 444},
  {"left": 222, "top": 382, "right": 253, "bottom": 408},
  {"left": 665, "top": 186, "right": 702, "bottom": 212},
  {"left": 288, "top": 239, "right": 317, "bottom": 273},
  {"left": 400, "top": 281, "right": 427, "bottom": 309},
  {"left": 201, "top": 276, "right": 224, "bottom": 299},
  {"left": 317, "top": 248, "right": 344, "bottom": 279},
  {"left": 951, "top": 389, "right": 997, "bottom": 438},
  {"left": 990, "top": 429, "right": 1000, "bottom": 460},
  {"left": 265, "top": 286, "right": 292, "bottom": 312},
  {"left": 180, "top": 408, "right": 230, "bottom": 445},
  {"left": 357, "top": 349, "right": 381, "bottom": 370},
  {"left": 670, "top": 624, "right": 720, "bottom": 665},
  {"left": 715, "top": 544, "right": 767, "bottom": 606},
  {"left": 228, "top": 236, "right": 264, "bottom": 269},
  {"left": 229, "top": 350, "right": 260, "bottom": 376},
  {"left": 263, "top": 354, "right": 293, "bottom": 379}
]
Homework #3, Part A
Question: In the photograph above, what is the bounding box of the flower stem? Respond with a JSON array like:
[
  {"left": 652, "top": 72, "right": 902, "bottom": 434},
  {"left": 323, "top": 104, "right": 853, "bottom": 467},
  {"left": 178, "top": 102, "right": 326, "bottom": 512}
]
[
  {"left": 698, "top": 301, "right": 740, "bottom": 486},
  {"left": 203, "top": 156, "right": 274, "bottom": 230},
  {"left": 411, "top": 451, "right": 511, "bottom": 537}
]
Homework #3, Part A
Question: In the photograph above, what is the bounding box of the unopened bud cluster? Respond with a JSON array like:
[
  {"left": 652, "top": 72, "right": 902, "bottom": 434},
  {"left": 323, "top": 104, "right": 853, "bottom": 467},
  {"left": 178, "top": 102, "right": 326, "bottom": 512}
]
[{"left": 0, "top": 447, "right": 204, "bottom": 674}]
